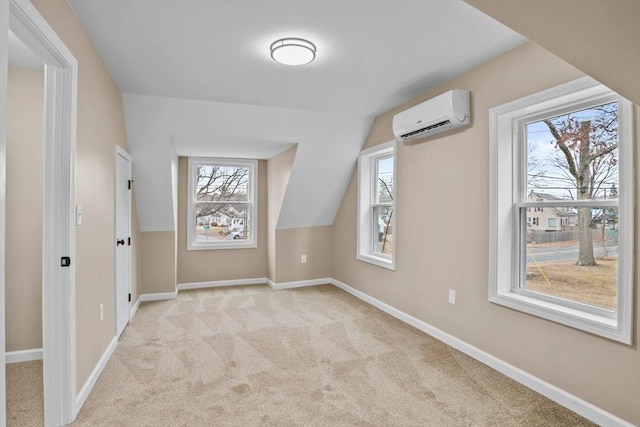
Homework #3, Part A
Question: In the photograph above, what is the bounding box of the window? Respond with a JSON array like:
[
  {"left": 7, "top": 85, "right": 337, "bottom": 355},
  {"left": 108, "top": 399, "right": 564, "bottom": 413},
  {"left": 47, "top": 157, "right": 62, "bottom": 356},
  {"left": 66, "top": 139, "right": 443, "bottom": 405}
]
[
  {"left": 357, "top": 141, "right": 396, "bottom": 270},
  {"left": 187, "top": 157, "right": 257, "bottom": 250},
  {"left": 489, "top": 77, "right": 633, "bottom": 343}
]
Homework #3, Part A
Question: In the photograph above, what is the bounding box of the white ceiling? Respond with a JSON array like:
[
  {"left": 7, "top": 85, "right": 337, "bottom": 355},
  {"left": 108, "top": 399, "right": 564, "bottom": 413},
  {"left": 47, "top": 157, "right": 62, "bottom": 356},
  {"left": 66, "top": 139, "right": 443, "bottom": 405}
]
[
  {"left": 67, "top": 0, "right": 526, "bottom": 231},
  {"left": 68, "top": 0, "right": 524, "bottom": 117}
]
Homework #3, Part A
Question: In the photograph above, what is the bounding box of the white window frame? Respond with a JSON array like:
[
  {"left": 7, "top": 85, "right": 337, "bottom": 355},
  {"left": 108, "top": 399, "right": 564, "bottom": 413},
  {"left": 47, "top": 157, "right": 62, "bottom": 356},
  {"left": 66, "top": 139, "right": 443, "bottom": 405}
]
[
  {"left": 187, "top": 157, "right": 257, "bottom": 250},
  {"left": 357, "top": 140, "right": 396, "bottom": 270},
  {"left": 489, "top": 77, "right": 634, "bottom": 343}
]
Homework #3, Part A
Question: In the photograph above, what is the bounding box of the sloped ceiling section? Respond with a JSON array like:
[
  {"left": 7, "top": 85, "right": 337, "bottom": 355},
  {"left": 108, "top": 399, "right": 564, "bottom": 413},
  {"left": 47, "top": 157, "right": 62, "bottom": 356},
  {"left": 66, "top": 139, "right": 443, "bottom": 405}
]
[
  {"left": 68, "top": 0, "right": 527, "bottom": 234},
  {"left": 123, "top": 94, "right": 373, "bottom": 232},
  {"left": 464, "top": 0, "right": 640, "bottom": 106}
]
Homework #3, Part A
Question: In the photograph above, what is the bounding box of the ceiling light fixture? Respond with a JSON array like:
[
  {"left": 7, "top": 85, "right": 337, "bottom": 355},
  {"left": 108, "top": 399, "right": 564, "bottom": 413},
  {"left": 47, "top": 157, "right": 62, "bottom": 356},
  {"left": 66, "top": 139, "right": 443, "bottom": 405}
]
[{"left": 270, "top": 38, "right": 316, "bottom": 66}]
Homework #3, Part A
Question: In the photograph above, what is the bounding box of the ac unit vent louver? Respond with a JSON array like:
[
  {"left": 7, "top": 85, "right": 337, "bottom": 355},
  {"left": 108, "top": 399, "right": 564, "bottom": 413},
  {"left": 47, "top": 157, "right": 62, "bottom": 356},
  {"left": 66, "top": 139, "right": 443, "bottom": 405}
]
[{"left": 400, "top": 120, "right": 452, "bottom": 139}]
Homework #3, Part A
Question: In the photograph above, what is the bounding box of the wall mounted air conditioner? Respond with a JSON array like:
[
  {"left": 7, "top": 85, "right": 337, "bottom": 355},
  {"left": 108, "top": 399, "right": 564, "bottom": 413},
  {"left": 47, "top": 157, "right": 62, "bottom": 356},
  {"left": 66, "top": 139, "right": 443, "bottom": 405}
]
[{"left": 392, "top": 89, "right": 471, "bottom": 143}]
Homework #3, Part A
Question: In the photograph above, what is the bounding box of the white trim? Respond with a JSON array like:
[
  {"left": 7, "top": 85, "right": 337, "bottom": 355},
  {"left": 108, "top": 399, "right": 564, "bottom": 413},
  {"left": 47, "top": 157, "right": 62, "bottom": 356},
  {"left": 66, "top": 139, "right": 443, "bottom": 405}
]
[
  {"left": 0, "top": 2, "right": 9, "bottom": 423},
  {"left": 5, "top": 1, "right": 79, "bottom": 425},
  {"left": 5, "top": 349, "right": 43, "bottom": 364},
  {"left": 115, "top": 145, "right": 131, "bottom": 161},
  {"left": 139, "top": 290, "right": 178, "bottom": 302},
  {"left": 488, "top": 77, "right": 634, "bottom": 344},
  {"left": 153, "top": 278, "right": 331, "bottom": 295},
  {"left": 266, "top": 277, "right": 331, "bottom": 290},
  {"left": 130, "top": 295, "right": 142, "bottom": 319},
  {"left": 330, "top": 278, "right": 634, "bottom": 427},
  {"left": 187, "top": 157, "right": 258, "bottom": 250},
  {"left": 357, "top": 140, "right": 396, "bottom": 270},
  {"left": 178, "top": 277, "right": 267, "bottom": 291},
  {"left": 73, "top": 336, "right": 117, "bottom": 417}
]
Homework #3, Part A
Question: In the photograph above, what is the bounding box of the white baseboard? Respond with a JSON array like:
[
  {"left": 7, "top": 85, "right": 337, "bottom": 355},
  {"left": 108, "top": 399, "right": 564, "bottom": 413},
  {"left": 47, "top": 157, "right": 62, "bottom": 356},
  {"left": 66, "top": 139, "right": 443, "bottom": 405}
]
[
  {"left": 130, "top": 295, "right": 142, "bottom": 319},
  {"left": 139, "top": 290, "right": 178, "bottom": 302},
  {"left": 6, "top": 348, "right": 43, "bottom": 364},
  {"left": 73, "top": 336, "right": 117, "bottom": 418},
  {"left": 267, "top": 277, "right": 332, "bottom": 290},
  {"left": 178, "top": 277, "right": 267, "bottom": 291},
  {"left": 330, "top": 278, "right": 634, "bottom": 427}
]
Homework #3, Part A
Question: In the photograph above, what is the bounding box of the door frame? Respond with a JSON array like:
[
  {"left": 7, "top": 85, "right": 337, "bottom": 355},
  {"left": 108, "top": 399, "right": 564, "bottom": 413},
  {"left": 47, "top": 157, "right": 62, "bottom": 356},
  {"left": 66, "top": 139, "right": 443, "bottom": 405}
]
[
  {"left": 1, "top": 0, "right": 78, "bottom": 425},
  {"left": 114, "top": 146, "right": 132, "bottom": 337}
]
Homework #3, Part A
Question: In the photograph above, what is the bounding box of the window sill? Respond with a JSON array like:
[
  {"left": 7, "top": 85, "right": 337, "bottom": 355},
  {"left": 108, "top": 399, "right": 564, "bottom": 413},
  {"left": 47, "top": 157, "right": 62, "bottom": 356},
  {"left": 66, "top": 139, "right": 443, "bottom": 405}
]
[
  {"left": 490, "top": 290, "right": 629, "bottom": 344},
  {"left": 357, "top": 253, "right": 395, "bottom": 271},
  {"left": 188, "top": 241, "right": 257, "bottom": 251}
]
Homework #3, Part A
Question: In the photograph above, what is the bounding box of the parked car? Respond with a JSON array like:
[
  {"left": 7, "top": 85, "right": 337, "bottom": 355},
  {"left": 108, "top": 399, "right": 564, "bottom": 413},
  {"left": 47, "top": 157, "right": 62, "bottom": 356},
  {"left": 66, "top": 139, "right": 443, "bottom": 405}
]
[{"left": 226, "top": 229, "right": 244, "bottom": 240}]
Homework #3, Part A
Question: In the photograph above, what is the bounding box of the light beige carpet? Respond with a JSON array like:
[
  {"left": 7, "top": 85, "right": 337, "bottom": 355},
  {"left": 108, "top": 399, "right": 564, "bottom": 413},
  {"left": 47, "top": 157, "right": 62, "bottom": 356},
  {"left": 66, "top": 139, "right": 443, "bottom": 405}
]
[
  {"left": 70, "top": 284, "right": 594, "bottom": 426},
  {"left": 6, "top": 360, "right": 44, "bottom": 427}
]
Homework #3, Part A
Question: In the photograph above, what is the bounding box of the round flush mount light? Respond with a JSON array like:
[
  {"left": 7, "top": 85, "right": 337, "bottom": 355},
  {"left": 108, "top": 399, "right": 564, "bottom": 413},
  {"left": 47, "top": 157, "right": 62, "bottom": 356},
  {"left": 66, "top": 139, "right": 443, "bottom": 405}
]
[{"left": 270, "top": 38, "right": 316, "bottom": 66}]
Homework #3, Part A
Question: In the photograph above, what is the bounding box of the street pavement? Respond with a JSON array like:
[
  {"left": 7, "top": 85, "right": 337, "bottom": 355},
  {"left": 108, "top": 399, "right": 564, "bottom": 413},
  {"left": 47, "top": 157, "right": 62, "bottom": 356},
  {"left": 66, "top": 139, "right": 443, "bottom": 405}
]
[{"left": 526, "top": 243, "right": 618, "bottom": 264}]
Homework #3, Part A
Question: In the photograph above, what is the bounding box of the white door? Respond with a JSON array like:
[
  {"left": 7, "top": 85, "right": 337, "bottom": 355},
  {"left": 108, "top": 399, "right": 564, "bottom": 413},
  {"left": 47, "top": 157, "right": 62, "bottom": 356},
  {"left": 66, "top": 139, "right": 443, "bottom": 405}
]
[{"left": 115, "top": 147, "right": 131, "bottom": 337}]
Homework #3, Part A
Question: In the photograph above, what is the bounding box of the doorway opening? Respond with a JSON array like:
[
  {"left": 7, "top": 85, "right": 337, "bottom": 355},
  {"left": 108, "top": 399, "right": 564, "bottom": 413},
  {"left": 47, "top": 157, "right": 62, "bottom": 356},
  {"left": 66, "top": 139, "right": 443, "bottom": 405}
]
[
  {"left": 1, "top": 1, "right": 78, "bottom": 425},
  {"left": 5, "top": 28, "right": 45, "bottom": 426}
]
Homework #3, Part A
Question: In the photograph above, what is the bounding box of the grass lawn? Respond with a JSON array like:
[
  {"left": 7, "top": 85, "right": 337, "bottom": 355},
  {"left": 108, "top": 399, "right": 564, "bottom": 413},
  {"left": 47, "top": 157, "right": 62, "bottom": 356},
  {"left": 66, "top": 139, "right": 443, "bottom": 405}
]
[{"left": 526, "top": 258, "right": 617, "bottom": 310}]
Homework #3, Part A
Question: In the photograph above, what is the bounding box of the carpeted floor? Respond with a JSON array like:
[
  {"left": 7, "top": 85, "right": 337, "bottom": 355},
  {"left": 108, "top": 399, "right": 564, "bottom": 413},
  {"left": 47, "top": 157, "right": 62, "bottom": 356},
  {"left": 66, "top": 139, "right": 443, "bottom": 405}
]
[
  {"left": 4, "top": 285, "right": 595, "bottom": 426},
  {"left": 64, "top": 284, "right": 594, "bottom": 426},
  {"left": 6, "top": 360, "right": 44, "bottom": 426}
]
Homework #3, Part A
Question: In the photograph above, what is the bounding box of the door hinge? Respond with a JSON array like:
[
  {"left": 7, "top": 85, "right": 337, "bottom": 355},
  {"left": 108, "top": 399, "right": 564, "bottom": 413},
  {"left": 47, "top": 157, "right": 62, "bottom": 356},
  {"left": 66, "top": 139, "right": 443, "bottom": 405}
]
[
  {"left": 128, "top": 179, "right": 134, "bottom": 190},
  {"left": 128, "top": 293, "right": 131, "bottom": 302},
  {"left": 61, "top": 257, "right": 71, "bottom": 267},
  {"left": 128, "top": 237, "right": 131, "bottom": 246}
]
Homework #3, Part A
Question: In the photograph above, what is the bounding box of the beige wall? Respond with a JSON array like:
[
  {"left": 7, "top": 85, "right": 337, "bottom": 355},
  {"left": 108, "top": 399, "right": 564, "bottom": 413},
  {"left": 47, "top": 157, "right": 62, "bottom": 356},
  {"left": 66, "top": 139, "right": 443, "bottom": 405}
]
[
  {"left": 31, "top": 0, "right": 141, "bottom": 390},
  {"left": 6, "top": 68, "right": 43, "bottom": 352},
  {"left": 332, "top": 42, "right": 640, "bottom": 425},
  {"left": 275, "top": 226, "right": 333, "bottom": 284},
  {"left": 176, "top": 157, "right": 268, "bottom": 284},
  {"left": 464, "top": 0, "right": 640, "bottom": 106},
  {"left": 141, "top": 231, "right": 176, "bottom": 294},
  {"left": 267, "top": 146, "right": 297, "bottom": 281}
]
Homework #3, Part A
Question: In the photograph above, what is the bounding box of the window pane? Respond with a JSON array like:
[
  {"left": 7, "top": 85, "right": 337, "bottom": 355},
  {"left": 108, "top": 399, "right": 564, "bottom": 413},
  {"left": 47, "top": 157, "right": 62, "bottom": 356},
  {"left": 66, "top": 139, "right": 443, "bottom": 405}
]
[
  {"left": 373, "top": 206, "right": 393, "bottom": 255},
  {"left": 196, "top": 165, "right": 250, "bottom": 202},
  {"left": 376, "top": 156, "right": 394, "bottom": 204},
  {"left": 195, "top": 203, "right": 250, "bottom": 242},
  {"left": 526, "top": 101, "right": 619, "bottom": 201},
  {"left": 523, "top": 206, "right": 618, "bottom": 310}
]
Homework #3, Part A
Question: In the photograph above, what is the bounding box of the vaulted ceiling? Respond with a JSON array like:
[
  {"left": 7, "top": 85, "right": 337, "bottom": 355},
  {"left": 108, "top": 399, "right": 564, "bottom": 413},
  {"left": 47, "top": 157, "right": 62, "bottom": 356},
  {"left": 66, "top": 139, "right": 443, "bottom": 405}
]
[{"left": 67, "top": 0, "right": 526, "bottom": 231}]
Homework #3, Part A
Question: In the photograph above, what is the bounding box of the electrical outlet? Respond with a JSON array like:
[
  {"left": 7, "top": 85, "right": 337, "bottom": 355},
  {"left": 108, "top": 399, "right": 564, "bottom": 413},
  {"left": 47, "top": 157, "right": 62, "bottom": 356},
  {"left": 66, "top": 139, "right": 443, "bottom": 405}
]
[
  {"left": 301, "top": 254, "right": 307, "bottom": 264},
  {"left": 448, "top": 289, "right": 456, "bottom": 304},
  {"left": 99, "top": 303, "right": 104, "bottom": 321}
]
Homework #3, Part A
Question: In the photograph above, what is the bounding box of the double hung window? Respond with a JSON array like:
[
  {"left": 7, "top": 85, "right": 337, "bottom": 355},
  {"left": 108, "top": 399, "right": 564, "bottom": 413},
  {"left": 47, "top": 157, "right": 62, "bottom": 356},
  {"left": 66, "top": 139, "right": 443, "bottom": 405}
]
[
  {"left": 357, "top": 141, "right": 396, "bottom": 270},
  {"left": 489, "top": 77, "right": 633, "bottom": 343},
  {"left": 187, "top": 157, "right": 257, "bottom": 250}
]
